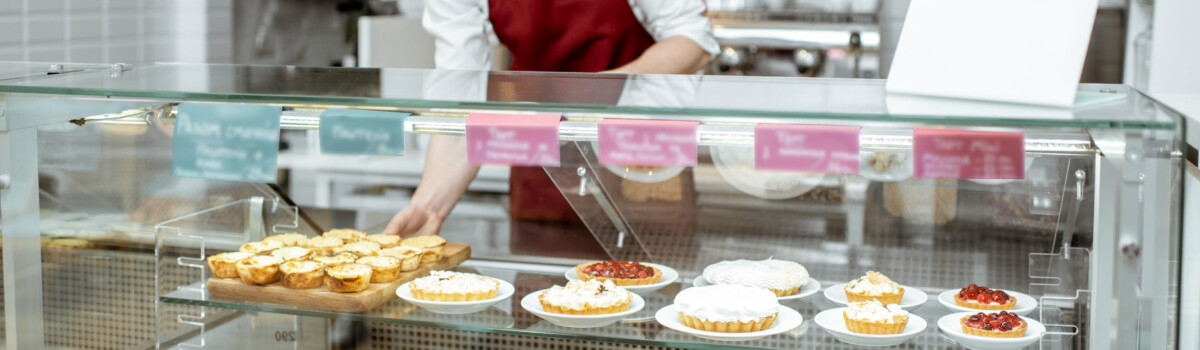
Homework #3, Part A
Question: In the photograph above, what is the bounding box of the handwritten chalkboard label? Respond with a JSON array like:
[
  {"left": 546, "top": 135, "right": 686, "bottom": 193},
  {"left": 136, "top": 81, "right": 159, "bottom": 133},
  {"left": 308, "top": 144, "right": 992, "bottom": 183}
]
[
  {"left": 912, "top": 128, "right": 1025, "bottom": 179},
  {"left": 318, "top": 108, "right": 408, "bottom": 156},
  {"left": 171, "top": 103, "right": 282, "bottom": 183}
]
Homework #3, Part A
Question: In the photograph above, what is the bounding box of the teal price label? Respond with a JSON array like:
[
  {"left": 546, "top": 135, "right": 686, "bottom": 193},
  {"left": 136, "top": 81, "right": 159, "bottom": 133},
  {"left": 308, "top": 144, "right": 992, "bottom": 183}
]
[
  {"left": 171, "top": 103, "right": 282, "bottom": 183},
  {"left": 318, "top": 108, "right": 408, "bottom": 156}
]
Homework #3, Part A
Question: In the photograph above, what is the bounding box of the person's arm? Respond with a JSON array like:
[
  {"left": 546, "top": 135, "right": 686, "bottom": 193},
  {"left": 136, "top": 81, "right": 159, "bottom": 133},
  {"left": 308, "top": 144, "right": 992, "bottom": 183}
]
[
  {"left": 605, "top": 36, "right": 711, "bottom": 74},
  {"left": 384, "top": 135, "right": 480, "bottom": 236},
  {"left": 607, "top": 0, "right": 721, "bottom": 74}
]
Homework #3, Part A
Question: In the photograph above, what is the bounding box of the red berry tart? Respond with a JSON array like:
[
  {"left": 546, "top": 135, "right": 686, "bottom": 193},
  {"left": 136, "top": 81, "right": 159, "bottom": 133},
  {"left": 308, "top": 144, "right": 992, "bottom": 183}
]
[
  {"left": 575, "top": 260, "right": 662, "bottom": 286},
  {"left": 961, "top": 311, "right": 1027, "bottom": 338},
  {"left": 955, "top": 284, "right": 1016, "bottom": 310}
]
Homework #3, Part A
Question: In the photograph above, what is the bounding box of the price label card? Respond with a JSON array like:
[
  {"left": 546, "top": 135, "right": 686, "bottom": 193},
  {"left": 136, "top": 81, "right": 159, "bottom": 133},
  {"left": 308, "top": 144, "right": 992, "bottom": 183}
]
[
  {"left": 466, "top": 113, "right": 561, "bottom": 166},
  {"left": 913, "top": 128, "right": 1025, "bottom": 179},
  {"left": 172, "top": 103, "right": 282, "bottom": 183},
  {"left": 598, "top": 119, "right": 699, "bottom": 167},
  {"left": 318, "top": 108, "right": 409, "bottom": 156},
  {"left": 755, "top": 124, "right": 861, "bottom": 174}
]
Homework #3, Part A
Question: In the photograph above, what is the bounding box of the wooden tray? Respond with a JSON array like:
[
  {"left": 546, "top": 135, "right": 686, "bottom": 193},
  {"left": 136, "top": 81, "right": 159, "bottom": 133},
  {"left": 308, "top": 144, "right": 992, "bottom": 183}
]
[{"left": 207, "top": 242, "right": 471, "bottom": 313}]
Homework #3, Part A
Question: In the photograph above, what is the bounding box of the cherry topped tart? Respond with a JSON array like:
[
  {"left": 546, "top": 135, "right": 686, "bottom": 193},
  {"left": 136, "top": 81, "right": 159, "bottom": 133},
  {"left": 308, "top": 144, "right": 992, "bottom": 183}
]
[
  {"left": 961, "top": 311, "right": 1027, "bottom": 338},
  {"left": 575, "top": 260, "right": 662, "bottom": 286},
  {"left": 955, "top": 283, "right": 1016, "bottom": 310}
]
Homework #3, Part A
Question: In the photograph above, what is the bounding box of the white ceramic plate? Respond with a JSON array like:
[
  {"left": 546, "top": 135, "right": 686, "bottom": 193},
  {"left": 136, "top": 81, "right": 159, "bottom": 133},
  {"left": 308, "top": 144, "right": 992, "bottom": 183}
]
[
  {"left": 823, "top": 283, "right": 928, "bottom": 310},
  {"left": 937, "top": 289, "right": 1038, "bottom": 316},
  {"left": 396, "top": 279, "right": 515, "bottom": 315},
  {"left": 521, "top": 290, "right": 645, "bottom": 328},
  {"left": 655, "top": 304, "right": 803, "bottom": 342},
  {"left": 691, "top": 276, "right": 821, "bottom": 300},
  {"left": 937, "top": 312, "right": 1045, "bottom": 350},
  {"left": 813, "top": 308, "right": 927, "bottom": 347},
  {"left": 711, "top": 145, "right": 825, "bottom": 200},
  {"left": 565, "top": 263, "right": 679, "bottom": 294}
]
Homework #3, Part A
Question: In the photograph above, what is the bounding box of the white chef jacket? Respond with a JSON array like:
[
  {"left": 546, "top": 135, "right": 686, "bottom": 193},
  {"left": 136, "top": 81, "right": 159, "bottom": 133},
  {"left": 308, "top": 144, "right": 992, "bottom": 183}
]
[{"left": 423, "top": 0, "right": 721, "bottom": 70}]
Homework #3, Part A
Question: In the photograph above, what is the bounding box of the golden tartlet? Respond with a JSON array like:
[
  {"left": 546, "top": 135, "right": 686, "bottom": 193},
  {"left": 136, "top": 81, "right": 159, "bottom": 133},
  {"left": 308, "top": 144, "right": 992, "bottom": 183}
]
[
  {"left": 679, "top": 313, "right": 777, "bottom": 333},
  {"left": 842, "top": 300, "right": 909, "bottom": 335},
  {"left": 538, "top": 280, "right": 632, "bottom": 315},
  {"left": 364, "top": 234, "right": 402, "bottom": 249},
  {"left": 239, "top": 240, "right": 284, "bottom": 255},
  {"left": 356, "top": 255, "right": 403, "bottom": 283},
  {"left": 270, "top": 246, "right": 314, "bottom": 261},
  {"left": 207, "top": 252, "right": 254, "bottom": 278},
  {"left": 311, "top": 252, "right": 358, "bottom": 268},
  {"left": 409, "top": 271, "right": 501, "bottom": 302},
  {"left": 303, "top": 236, "right": 344, "bottom": 256},
  {"left": 961, "top": 312, "right": 1028, "bottom": 338},
  {"left": 324, "top": 263, "right": 373, "bottom": 293},
  {"left": 844, "top": 271, "right": 905, "bottom": 304},
  {"left": 279, "top": 260, "right": 324, "bottom": 289},
  {"left": 263, "top": 233, "right": 309, "bottom": 247},
  {"left": 574, "top": 261, "right": 662, "bottom": 286},
  {"left": 323, "top": 228, "right": 366, "bottom": 242},
  {"left": 236, "top": 255, "right": 284, "bottom": 285},
  {"left": 401, "top": 235, "right": 447, "bottom": 263},
  {"left": 379, "top": 246, "right": 422, "bottom": 271},
  {"left": 336, "top": 241, "right": 382, "bottom": 257}
]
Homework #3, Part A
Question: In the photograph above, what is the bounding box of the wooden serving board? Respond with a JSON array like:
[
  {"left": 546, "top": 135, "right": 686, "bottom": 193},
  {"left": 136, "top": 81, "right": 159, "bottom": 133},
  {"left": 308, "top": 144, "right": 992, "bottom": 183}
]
[{"left": 208, "top": 242, "right": 471, "bottom": 313}]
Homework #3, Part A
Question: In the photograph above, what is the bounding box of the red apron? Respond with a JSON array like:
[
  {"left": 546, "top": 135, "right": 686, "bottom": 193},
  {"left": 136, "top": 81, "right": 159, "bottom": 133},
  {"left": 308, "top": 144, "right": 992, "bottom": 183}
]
[{"left": 488, "top": 0, "right": 657, "bottom": 223}]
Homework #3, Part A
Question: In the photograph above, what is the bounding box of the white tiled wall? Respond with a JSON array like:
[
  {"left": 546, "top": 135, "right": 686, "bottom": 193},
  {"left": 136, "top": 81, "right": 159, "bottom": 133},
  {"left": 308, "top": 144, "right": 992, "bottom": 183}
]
[{"left": 0, "top": 0, "right": 233, "bottom": 63}]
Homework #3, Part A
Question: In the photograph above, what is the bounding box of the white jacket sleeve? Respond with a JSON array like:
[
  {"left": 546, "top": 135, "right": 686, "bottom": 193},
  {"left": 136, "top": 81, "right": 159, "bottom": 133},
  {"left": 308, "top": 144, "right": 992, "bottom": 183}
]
[
  {"left": 632, "top": 0, "right": 721, "bottom": 57},
  {"left": 422, "top": 0, "right": 492, "bottom": 70}
]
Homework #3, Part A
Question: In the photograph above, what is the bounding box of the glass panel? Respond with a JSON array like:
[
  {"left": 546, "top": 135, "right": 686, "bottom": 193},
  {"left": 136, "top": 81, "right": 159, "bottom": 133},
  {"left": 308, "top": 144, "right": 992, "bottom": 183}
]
[{"left": 0, "top": 63, "right": 1179, "bottom": 129}]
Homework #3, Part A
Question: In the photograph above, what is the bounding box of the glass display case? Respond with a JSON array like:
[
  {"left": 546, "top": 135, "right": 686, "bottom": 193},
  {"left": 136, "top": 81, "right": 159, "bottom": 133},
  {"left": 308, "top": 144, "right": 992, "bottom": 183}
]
[{"left": 0, "top": 62, "right": 1186, "bottom": 350}]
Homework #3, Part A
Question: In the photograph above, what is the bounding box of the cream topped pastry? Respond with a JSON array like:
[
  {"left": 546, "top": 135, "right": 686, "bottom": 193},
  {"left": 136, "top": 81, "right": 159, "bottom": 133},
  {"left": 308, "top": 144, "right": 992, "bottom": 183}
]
[
  {"left": 843, "top": 300, "right": 910, "bottom": 334},
  {"left": 409, "top": 271, "right": 500, "bottom": 302},
  {"left": 702, "top": 259, "right": 809, "bottom": 296},
  {"left": 540, "top": 280, "right": 629, "bottom": 311},
  {"left": 844, "top": 271, "right": 905, "bottom": 304},
  {"left": 674, "top": 284, "right": 779, "bottom": 324}
]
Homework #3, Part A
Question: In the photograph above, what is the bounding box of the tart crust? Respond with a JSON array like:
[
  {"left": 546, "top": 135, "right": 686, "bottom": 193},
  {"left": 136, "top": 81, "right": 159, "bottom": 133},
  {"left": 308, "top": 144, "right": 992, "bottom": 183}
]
[
  {"left": 402, "top": 236, "right": 447, "bottom": 263},
  {"left": 364, "top": 234, "right": 402, "bottom": 249},
  {"left": 279, "top": 261, "right": 324, "bottom": 289},
  {"left": 678, "top": 312, "right": 777, "bottom": 333},
  {"left": 235, "top": 256, "right": 283, "bottom": 285},
  {"left": 324, "top": 263, "right": 372, "bottom": 293},
  {"left": 960, "top": 315, "right": 1028, "bottom": 338},
  {"left": 955, "top": 292, "right": 1017, "bottom": 310},
  {"left": 304, "top": 236, "right": 344, "bottom": 256},
  {"left": 207, "top": 252, "right": 253, "bottom": 278},
  {"left": 574, "top": 262, "right": 662, "bottom": 286},
  {"left": 357, "top": 256, "right": 402, "bottom": 283},
  {"left": 538, "top": 291, "right": 632, "bottom": 315},
  {"left": 379, "top": 247, "right": 422, "bottom": 271},
  {"left": 843, "top": 312, "right": 908, "bottom": 334}
]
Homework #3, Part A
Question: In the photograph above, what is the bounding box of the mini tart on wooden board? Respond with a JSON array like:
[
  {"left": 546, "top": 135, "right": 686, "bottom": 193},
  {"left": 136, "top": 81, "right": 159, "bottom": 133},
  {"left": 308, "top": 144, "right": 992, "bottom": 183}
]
[
  {"left": 311, "top": 252, "right": 358, "bottom": 268},
  {"left": 336, "top": 241, "right": 382, "bottom": 257},
  {"left": 356, "top": 256, "right": 402, "bottom": 283},
  {"left": 263, "top": 233, "right": 309, "bottom": 247},
  {"left": 236, "top": 255, "right": 284, "bottom": 285},
  {"left": 207, "top": 252, "right": 254, "bottom": 278},
  {"left": 303, "top": 236, "right": 344, "bottom": 256},
  {"left": 379, "top": 246, "right": 422, "bottom": 271},
  {"left": 961, "top": 312, "right": 1028, "bottom": 338},
  {"left": 279, "top": 260, "right": 324, "bottom": 289},
  {"left": 323, "top": 228, "right": 366, "bottom": 242},
  {"left": 364, "top": 234, "right": 402, "bottom": 249},
  {"left": 401, "top": 235, "right": 447, "bottom": 263},
  {"left": 954, "top": 284, "right": 1017, "bottom": 310},
  {"left": 574, "top": 261, "right": 662, "bottom": 286},
  {"left": 239, "top": 240, "right": 284, "bottom": 255},
  {"left": 270, "top": 246, "right": 314, "bottom": 261},
  {"left": 325, "top": 263, "right": 373, "bottom": 293}
]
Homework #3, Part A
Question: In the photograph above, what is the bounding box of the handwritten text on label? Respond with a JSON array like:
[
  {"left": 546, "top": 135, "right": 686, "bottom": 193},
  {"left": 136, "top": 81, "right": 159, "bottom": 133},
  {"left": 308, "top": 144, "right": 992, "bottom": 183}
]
[
  {"left": 754, "top": 124, "right": 861, "bottom": 174},
  {"left": 912, "top": 128, "right": 1025, "bottom": 179},
  {"left": 598, "top": 119, "right": 699, "bottom": 167},
  {"left": 465, "top": 113, "right": 561, "bottom": 166}
]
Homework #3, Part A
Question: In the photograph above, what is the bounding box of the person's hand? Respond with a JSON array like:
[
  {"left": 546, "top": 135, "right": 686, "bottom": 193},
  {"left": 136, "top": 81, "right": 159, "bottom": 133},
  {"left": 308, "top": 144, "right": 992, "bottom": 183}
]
[{"left": 383, "top": 203, "right": 444, "bottom": 237}]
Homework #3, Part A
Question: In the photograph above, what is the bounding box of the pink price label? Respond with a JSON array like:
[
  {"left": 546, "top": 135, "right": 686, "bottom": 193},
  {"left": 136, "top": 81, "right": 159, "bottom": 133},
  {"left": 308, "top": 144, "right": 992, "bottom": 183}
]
[
  {"left": 597, "top": 119, "right": 699, "bottom": 167},
  {"left": 466, "top": 113, "right": 561, "bottom": 166},
  {"left": 912, "top": 128, "right": 1025, "bottom": 179},
  {"left": 754, "top": 124, "right": 861, "bottom": 174}
]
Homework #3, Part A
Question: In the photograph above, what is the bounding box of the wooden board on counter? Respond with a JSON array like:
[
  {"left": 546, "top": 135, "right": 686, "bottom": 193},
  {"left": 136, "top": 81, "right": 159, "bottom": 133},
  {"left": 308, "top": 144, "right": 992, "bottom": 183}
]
[{"left": 208, "top": 242, "right": 471, "bottom": 313}]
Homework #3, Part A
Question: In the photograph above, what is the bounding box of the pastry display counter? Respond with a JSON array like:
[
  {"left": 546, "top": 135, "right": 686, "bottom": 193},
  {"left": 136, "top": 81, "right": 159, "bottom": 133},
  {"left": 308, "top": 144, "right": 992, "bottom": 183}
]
[{"left": 0, "top": 63, "right": 1187, "bottom": 349}]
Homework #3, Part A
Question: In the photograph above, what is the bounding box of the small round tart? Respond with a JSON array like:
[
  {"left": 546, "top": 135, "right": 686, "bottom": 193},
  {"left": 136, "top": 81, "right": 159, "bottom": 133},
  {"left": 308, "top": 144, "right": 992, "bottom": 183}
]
[
  {"left": 336, "top": 241, "right": 382, "bottom": 257},
  {"left": 311, "top": 252, "right": 358, "bottom": 268},
  {"left": 357, "top": 256, "right": 402, "bottom": 283},
  {"left": 239, "top": 240, "right": 284, "bottom": 255},
  {"left": 323, "top": 228, "right": 366, "bottom": 242},
  {"left": 675, "top": 284, "right": 779, "bottom": 333},
  {"left": 955, "top": 284, "right": 1016, "bottom": 310},
  {"left": 539, "top": 279, "right": 632, "bottom": 315},
  {"left": 364, "top": 234, "right": 402, "bottom": 249},
  {"left": 702, "top": 259, "right": 809, "bottom": 297},
  {"left": 325, "top": 263, "right": 372, "bottom": 293},
  {"left": 236, "top": 255, "right": 284, "bottom": 285},
  {"left": 207, "top": 252, "right": 253, "bottom": 278},
  {"left": 410, "top": 271, "right": 501, "bottom": 302},
  {"left": 279, "top": 260, "right": 323, "bottom": 289},
  {"left": 843, "top": 300, "right": 909, "bottom": 334},
  {"left": 961, "top": 311, "right": 1027, "bottom": 338},
  {"left": 379, "top": 246, "right": 422, "bottom": 271},
  {"left": 270, "top": 246, "right": 314, "bottom": 261},
  {"left": 845, "top": 271, "right": 904, "bottom": 304},
  {"left": 263, "top": 233, "right": 309, "bottom": 247},
  {"left": 576, "top": 260, "right": 661, "bottom": 286},
  {"left": 304, "top": 236, "right": 344, "bottom": 256},
  {"left": 401, "top": 235, "right": 447, "bottom": 263}
]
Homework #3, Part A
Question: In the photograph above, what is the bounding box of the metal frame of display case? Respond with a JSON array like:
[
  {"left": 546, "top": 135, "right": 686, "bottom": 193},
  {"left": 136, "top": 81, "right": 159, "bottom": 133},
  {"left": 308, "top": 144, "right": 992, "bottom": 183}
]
[{"left": 0, "top": 63, "right": 1187, "bottom": 349}]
